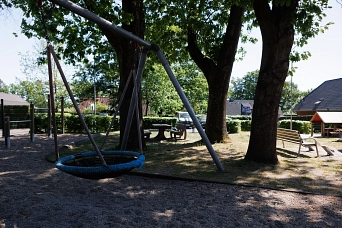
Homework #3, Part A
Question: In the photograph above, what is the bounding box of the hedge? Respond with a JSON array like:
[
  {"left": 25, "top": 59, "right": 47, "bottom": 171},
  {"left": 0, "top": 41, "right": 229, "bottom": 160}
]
[
  {"left": 226, "top": 120, "right": 241, "bottom": 133},
  {"left": 278, "top": 120, "right": 311, "bottom": 134},
  {"left": 33, "top": 113, "right": 311, "bottom": 135},
  {"left": 33, "top": 114, "right": 178, "bottom": 133}
]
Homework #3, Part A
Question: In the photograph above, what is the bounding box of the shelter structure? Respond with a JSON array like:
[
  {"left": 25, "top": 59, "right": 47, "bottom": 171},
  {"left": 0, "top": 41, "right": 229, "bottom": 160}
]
[{"left": 310, "top": 112, "right": 342, "bottom": 137}]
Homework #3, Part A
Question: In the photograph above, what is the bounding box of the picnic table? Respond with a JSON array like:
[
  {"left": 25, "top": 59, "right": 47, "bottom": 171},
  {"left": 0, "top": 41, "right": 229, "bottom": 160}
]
[{"left": 152, "top": 124, "right": 171, "bottom": 140}]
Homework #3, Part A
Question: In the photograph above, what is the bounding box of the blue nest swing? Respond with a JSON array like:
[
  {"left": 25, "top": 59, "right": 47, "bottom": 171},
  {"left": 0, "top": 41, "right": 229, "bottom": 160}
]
[{"left": 55, "top": 151, "right": 145, "bottom": 180}]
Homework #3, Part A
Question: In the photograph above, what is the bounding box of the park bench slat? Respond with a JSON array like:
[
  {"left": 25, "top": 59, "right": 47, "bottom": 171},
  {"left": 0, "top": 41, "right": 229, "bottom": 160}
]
[{"left": 277, "top": 128, "right": 319, "bottom": 157}]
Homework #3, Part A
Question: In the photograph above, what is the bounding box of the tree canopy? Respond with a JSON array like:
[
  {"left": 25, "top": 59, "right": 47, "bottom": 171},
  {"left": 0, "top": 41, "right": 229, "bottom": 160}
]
[{"left": 230, "top": 70, "right": 310, "bottom": 113}]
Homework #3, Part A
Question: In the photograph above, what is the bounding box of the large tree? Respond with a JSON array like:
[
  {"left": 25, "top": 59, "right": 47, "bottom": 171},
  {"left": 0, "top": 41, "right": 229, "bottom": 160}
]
[
  {"left": 245, "top": 0, "right": 329, "bottom": 163},
  {"left": 146, "top": 1, "right": 247, "bottom": 143},
  {"left": 188, "top": 4, "right": 245, "bottom": 143},
  {"left": 7, "top": 0, "right": 145, "bottom": 149}
]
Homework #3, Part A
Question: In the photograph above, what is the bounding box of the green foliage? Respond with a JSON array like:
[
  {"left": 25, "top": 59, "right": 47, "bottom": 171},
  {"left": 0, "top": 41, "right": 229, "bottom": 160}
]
[
  {"left": 9, "top": 78, "right": 48, "bottom": 108},
  {"left": 34, "top": 113, "right": 119, "bottom": 133},
  {"left": 64, "top": 114, "right": 84, "bottom": 133},
  {"left": 240, "top": 120, "right": 252, "bottom": 131},
  {"left": 228, "top": 115, "right": 252, "bottom": 120},
  {"left": 0, "top": 79, "right": 9, "bottom": 93},
  {"left": 230, "top": 70, "right": 309, "bottom": 114},
  {"left": 226, "top": 119, "right": 241, "bottom": 134},
  {"left": 279, "top": 115, "right": 312, "bottom": 121},
  {"left": 278, "top": 120, "right": 311, "bottom": 134},
  {"left": 280, "top": 80, "right": 311, "bottom": 113},
  {"left": 95, "top": 102, "right": 109, "bottom": 114},
  {"left": 230, "top": 70, "right": 259, "bottom": 100},
  {"left": 142, "top": 63, "right": 181, "bottom": 116},
  {"left": 142, "top": 61, "right": 208, "bottom": 116}
]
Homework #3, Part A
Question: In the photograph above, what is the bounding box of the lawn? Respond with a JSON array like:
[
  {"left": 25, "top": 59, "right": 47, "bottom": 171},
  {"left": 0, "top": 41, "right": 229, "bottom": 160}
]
[{"left": 53, "top": 130, "right": 342, "bottom": 196}]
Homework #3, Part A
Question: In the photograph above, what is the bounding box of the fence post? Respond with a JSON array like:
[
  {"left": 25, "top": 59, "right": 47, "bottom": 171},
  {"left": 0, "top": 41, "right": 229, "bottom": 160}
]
[
  {"left": 1, "top": 99, "right": 4, "bottom": 137},
  {"left": 5, "top": 116, "right": 10, "bottom": 148},
  {"left": 61, "top": 96, "right": 64, "bottom": 134},
  {"left": 47, "top": 94, "right": 52, "bottom": 137},
  {"left": 30, "top": 103, "right": 35, "bottom": 142}
]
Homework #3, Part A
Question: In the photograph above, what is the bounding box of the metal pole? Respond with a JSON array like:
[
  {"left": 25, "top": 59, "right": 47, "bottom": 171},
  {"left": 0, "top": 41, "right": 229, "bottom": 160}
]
[
  {"left": 154, "top": 47, "right": 224, "bottom": 172},
  {"left": 49, "top": 0, "right": 224, "bottom": 170},
  {"left": 49, "top": 0, "right": 151, "bottom": 49},
  {"left": 93, "top": 70, "right": 96, "bottom": 115},
  {"left": 49, "top": 45, "right": 107, "bottom": 166},
  {"left": 121, "top": 48, "right": 148, "bottom": 151}
]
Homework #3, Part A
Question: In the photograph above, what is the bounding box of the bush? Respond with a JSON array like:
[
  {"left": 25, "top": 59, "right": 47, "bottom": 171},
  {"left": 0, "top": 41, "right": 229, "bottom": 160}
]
[
  {"left": 227, "top": 115, "right": 252, "bottom": 120},
  {"left": 226, "top": 119, "right": 241, "bottom": 133},
  {"left": 278, "top": 120, "right": 311, "bottom": 134},
  {"left": 240, "top": 120, "right": 252, "bottom": 131}
]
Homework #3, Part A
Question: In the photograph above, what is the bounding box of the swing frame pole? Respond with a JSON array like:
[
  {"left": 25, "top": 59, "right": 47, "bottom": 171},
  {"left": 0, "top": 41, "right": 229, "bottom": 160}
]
[{"left": 49, "top": 0, "right": 224, "bottom": 172}]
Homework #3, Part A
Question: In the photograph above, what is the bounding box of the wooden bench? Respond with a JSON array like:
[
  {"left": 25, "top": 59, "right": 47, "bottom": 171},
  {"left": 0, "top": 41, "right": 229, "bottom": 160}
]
[
  {"left": 143, "top": 130, "right": 151, "bottom": 140},
  {"left": 170, "top": 123, "right": 187, "bottom": 140},
  {"left": 277, "top": 128, "right": 319, "bottom": 157}
]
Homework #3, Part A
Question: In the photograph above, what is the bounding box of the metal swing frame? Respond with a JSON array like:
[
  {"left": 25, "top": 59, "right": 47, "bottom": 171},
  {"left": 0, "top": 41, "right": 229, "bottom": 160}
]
[
  {"left": 48, "top": 0, "right": 224, "bottom": 171},
  {"left": 48, "top": 44, "right": 146, "bottom": 178}
]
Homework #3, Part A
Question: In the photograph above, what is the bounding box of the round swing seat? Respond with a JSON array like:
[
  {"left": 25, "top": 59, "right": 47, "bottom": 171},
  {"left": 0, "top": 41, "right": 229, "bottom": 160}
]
[{"left": 55, "top": 151, "right": 145, "bottom": 180}]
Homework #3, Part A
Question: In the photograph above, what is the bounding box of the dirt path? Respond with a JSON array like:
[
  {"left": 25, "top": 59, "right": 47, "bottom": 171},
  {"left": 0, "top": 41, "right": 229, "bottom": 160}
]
[{"left": 0, "top": 134, "right": 341, "bottom": 227}]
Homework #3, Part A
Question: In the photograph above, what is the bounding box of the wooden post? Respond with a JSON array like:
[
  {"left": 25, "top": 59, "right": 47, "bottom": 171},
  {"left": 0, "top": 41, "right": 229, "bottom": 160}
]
[
  {"left": 1, "top": 99, "right": 4, "bottom": 137},
  {"left": 30, "top": 103, "right": 35, "bottom": 142},
  {"left": 47, "top": 94, "right": 52, "bottom": 137},
  {"left": 5, "top": 116, "right": 10, "bottom": 148},
  {"left": 61, "top": 96, "right": 65, "bottom": 134}
]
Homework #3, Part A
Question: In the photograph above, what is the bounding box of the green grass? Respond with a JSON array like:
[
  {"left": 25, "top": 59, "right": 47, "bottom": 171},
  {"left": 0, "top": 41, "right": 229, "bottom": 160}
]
[{"left": 52, "top": 130, "right": 342, "bottom": 196}]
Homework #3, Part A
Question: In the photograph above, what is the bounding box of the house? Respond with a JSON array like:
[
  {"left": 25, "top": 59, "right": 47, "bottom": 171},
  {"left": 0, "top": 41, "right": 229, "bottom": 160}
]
[
  {"left": 293, "top": 78, "right": 342, "bottom": 116},
  {"left": 79, "top": 96, "right": 112, "bottom": 112},
  {"left": 226, "top": 99, "right": 283, "bottom": 117},
  {"left": 0, "top": 92, "right": 29, "bottom": 105},
  {"left": 226, "top": 99, "right": 253, "bottom": 116}
]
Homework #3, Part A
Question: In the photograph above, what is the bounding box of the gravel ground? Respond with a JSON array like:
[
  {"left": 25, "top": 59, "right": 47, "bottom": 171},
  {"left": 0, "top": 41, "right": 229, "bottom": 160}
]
[{"left": 0, "top": 134, "right": 341, "bottom": 227}]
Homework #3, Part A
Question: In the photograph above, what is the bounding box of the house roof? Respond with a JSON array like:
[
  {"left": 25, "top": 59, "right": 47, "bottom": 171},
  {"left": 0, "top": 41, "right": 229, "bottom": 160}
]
[
  {"left": 293, "top": 78, "right": 342, "bottom": 113},
  {"left": 310, "top": 112, "right": 342, "bottom": 124},
  {"left": 226, "top": 99, "right": 283, "bottom": 117},
  {"left": 226, "top": 100, "right": 254, "bottom": 116},
  {"left": 0, "top": 92, "right": 29, "bottom": 105}
]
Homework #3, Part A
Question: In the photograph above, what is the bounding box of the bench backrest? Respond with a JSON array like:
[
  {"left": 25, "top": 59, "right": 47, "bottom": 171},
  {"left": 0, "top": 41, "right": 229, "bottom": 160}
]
[
  {"left": 176, "top": 123, "right": 186, "bottom": 132},
  {"left": 277, "top": 128, "right": 301, "bottom": 143}
]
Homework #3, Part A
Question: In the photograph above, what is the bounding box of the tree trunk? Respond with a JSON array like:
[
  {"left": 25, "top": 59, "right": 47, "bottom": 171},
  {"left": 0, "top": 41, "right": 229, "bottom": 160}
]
[
  {"left": 187, "top": 5, "right": 244, "bottom": 143},
  {"left": 99, "top": 0, "right": 145, "bottom": 150},
  {"left": 245, "top": 1, "right": 298, "bottom": 164}
]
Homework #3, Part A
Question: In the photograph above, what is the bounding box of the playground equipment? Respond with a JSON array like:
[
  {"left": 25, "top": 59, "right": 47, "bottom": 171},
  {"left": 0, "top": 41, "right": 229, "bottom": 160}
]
[
  {"left": 1, "top": 99, "right": 35, "bottom": 148},
  {"left": 42, "top": 0, "right": 224, "bottom": 178}
]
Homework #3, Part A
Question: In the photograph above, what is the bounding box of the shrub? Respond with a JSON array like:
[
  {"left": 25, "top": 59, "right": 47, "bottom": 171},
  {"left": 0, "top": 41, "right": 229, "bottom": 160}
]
[
  {"left": 278, "top": 120, "right": 311, "bottom": 134},
  {"left": 240, "top": 120, "right": 252, "bottom": 131},
  {"left": 226, "top": 119, "right": 241, "bottom": 133}
]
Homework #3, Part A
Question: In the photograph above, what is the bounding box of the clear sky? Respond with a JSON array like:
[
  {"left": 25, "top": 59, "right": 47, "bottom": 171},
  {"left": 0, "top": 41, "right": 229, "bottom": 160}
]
[{"left": 1, "top": 1, "right": 341, "bottom": 91}]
